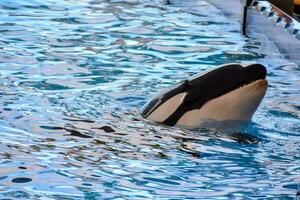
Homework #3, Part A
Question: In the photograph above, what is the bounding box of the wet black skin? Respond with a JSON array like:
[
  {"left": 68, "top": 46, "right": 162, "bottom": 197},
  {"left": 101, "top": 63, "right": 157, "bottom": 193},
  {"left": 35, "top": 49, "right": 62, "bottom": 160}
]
[{"left": 140, "top": 63, "right": 267, "bottom": 126}]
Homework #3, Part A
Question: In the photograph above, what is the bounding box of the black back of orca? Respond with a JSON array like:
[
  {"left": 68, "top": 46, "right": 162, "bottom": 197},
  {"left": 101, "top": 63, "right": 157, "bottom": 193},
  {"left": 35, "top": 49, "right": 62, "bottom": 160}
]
[{"left": 141, "top": 64, "right": 266, "bottom": 126}]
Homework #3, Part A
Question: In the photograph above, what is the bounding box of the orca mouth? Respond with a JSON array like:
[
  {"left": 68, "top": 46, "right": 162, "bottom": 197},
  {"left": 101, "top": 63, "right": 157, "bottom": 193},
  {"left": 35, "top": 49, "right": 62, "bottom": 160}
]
[{"left": 141, "top": 63, "right": 267, "bottom": 122}]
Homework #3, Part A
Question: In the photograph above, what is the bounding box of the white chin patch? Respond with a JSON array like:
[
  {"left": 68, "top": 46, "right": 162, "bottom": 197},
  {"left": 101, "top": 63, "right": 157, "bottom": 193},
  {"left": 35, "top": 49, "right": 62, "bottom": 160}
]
[
  {"left": 176, "top": 79, "right": 268, "bottom": 128},
  {"left": 147, "top": 92, "right": 187, "bottom": 123}
]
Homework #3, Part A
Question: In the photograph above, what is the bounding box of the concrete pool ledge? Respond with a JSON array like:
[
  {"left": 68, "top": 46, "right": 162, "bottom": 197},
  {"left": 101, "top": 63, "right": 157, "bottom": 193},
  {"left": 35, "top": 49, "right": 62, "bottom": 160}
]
[
  {"left": 207, "top": 0, "right": 300, "bottom": 66},
  {"left": 251, "top": 1, "right": 300, "bottom": 39}
]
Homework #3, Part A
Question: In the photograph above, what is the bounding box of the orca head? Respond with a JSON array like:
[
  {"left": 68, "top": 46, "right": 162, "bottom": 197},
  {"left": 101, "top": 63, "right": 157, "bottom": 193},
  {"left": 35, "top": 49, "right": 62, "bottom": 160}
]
[{"left": 140, "top": 63, "right": 268, "bottom": 128}]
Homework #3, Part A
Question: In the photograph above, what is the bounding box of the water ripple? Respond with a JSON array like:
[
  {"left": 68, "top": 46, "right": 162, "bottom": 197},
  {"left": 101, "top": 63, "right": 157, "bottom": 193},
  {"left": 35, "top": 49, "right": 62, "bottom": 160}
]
[{"left": 0, "top": 0, "right": 299, "bottom": 199}]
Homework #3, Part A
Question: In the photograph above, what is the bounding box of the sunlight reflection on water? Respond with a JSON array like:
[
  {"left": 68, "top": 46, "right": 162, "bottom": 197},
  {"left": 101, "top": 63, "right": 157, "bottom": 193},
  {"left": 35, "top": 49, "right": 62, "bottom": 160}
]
[{"left": 0, "top": 0, "right": 299, "bottom": 199}]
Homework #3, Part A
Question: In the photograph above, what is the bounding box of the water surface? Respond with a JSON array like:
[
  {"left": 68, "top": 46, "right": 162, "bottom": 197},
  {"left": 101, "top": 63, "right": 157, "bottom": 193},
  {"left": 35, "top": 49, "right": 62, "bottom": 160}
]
[{"left": 0, "top": 0, "right": 299, "bottom": 199}]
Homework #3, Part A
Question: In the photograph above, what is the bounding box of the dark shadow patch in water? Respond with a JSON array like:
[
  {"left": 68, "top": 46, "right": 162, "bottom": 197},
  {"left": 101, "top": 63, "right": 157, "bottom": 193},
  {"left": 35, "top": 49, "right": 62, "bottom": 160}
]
[
  {"left": 40, "top": 125, "right": 64, "bottom": 130},
  {"left": 143, "top": 177, "right": 180, "bottom": 186},
  {"left": 178, "top": 143, "right": 201, "bottom": 157},
  {"left": 156, "top": 152, "right": 168, "bottom": 158},
  {"left": 64, "top": 127, "right": 93, "bottom": 139},
  {"left": 114, "top": 132, "right": 128, "bottom": 136},
  {"left": 0, "top": 5, "right": 18, "bottom": 10},
  {"left": 228, "top": 132, "right": 261, "bottom": 144},
  {"left": 0, "top": 176, "right": 8, "bottom": 181},
  {"left": 23, "top": 5, "right": 50, "bottom": 10},
  {"left": 131, "top": 117, "right": 140, "bottom": 121},
  {"left": 51, "top": 17, "right": 81, "bottom": 25},
  {"left": 92, "top": 126, "right": 115, "bottom": 133},
  {"left": 268, "top": 109, "right": 298, "bottom": 119},
  {"left": 283, "top": 183, "right": 300, "bottom": 190},
  {"left": 297, "top": 189, "right": 300, "bottom": 196},
  {"left": 20, "top": 81, "right": 71, "bottom": 91},
  {"left": 63, "top": 118, "right": 95, "bottom": 123},
  {"left": 82, "top": 182, "right": 93, "bottom": 187},
  {"left": 11, "top": 177, "right": 32, "bottom": 183},
  {"left": 18, "top": 166, "right": 27, "bottom": 170},
  {"left": 92, "top": 139, "right": 107, "bottom": 145}
]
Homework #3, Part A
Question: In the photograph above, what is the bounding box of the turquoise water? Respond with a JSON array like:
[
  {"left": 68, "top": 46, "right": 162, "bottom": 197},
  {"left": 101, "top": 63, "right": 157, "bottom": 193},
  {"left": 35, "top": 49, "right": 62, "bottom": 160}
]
[{"left": 0, "top": 0, "right": 299, "bottom": 199}]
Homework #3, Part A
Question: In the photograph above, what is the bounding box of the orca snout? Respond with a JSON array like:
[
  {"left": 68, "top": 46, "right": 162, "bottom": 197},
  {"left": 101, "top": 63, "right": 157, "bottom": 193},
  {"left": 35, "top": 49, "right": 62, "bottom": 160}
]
[{"left": 244, "top": 64, "right": 267, "bottom": 82}]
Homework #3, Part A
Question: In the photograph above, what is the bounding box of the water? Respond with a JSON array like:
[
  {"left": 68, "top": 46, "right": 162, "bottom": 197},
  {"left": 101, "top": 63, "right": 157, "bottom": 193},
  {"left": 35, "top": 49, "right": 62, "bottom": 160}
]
[{"left": 0, "top": 0, "right": 299, "bottom": 199}]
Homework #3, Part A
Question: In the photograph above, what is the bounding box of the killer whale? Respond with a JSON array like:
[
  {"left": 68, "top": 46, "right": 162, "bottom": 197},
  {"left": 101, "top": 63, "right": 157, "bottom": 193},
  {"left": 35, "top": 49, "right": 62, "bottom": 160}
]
[{"left": 140, "top": 63, "right": 268, "bottom": 128}]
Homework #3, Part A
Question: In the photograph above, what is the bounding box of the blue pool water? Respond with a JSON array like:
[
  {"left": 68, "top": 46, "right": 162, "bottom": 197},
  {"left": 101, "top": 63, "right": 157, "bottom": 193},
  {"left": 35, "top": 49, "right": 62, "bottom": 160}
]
[{"left": 0, "top": 0, "right": 299, "bottom": 199}]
